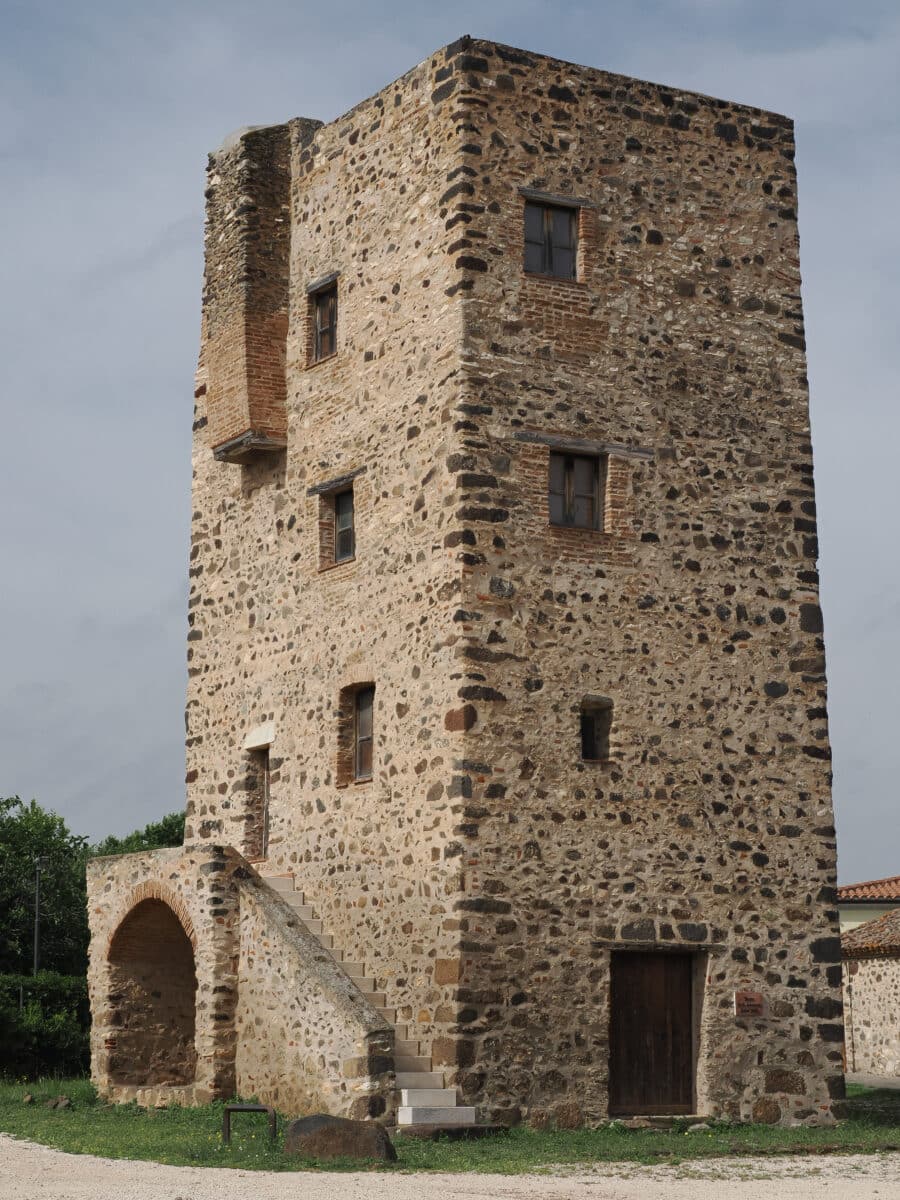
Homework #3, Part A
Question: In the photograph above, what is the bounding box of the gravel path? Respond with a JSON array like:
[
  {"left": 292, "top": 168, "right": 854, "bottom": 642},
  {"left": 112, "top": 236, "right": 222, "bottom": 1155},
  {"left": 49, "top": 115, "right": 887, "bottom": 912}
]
[{"left": 2, "top": 1136, "right": 900, "bottom": 1200}]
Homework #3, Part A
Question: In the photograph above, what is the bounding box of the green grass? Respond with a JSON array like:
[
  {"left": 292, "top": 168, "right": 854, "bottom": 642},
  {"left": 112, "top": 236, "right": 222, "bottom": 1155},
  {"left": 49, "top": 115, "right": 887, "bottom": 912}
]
[{"left": 1, "top": 1078, "right": 899, "bottom": 1173}]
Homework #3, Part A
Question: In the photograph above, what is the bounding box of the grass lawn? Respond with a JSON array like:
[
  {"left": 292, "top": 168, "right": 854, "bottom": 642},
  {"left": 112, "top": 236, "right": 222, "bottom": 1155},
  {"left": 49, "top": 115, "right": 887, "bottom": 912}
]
[{"left": 0, "top": 1078, "right": 898, "bottom": 1173}]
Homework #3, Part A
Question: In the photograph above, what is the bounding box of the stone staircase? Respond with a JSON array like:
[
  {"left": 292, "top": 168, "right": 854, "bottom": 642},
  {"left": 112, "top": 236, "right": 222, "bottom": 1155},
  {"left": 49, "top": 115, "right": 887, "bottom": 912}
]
[{"left": 261, "top": 871, "right": 476, "bottom": 1128}]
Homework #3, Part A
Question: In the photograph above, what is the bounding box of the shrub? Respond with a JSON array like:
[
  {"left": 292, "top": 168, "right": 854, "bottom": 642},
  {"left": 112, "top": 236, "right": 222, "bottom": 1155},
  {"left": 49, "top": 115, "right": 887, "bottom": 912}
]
[{"left": 0, "top": 973, "right": 90, "bottom": 1079}]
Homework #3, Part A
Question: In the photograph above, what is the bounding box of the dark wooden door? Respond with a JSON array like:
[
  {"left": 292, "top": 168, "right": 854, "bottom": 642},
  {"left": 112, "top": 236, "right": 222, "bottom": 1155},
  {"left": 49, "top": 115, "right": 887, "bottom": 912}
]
[{"left": 609, "top": 951, "right": 694, "bottom": 1115}]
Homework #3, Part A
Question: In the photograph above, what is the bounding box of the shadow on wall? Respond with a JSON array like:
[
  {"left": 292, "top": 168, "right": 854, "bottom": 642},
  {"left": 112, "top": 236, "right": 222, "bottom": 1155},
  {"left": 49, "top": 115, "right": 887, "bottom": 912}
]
[{"left": 107, "top": 899, "right": 198, "bottom": 1087}]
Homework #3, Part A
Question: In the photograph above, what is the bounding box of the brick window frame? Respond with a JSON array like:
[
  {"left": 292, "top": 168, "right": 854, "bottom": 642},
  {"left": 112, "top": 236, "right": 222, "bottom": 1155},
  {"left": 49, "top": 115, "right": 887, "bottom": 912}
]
[
  {"left": 305, "top": 272, "right": 339, "bottom": 366},
  {"left": 580, "top": 696, "right": 613, "bottom": 764},
  {"left": 308, "top": 466, "right": 366, "bottom": 571},
  {"left": 336, "top": 683, "right": 375, "bottom": 787},
  {"left": 549, "top": 451, "right": 606, "bottom": 531},
  {"left": 512, "top": 432, "right": 653, "bottom": 561},
  {"left": 519, "top": 188, "right": 593, "bottom": 284}
]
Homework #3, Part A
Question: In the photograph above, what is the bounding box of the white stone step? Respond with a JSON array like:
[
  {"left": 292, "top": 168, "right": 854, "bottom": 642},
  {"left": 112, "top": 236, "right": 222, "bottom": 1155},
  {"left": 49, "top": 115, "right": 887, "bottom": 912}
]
[
  {"left": 397, "top": 1106, "right": 476, "bottom": 1127},
  {"left": 349, "top": 976, "right": 374, "bottom": 992},
  {"left": 400, "top": 1088, "right": 456, "bottom": 1107},
  {"left": 396, "top": 1071, "right": 444, "bottom": 1089},
  {"left": 283, "top": 900, "right": 316, "bottom": 919},
  {"left": 265, "top": 876, "right": 294, "bottom": 893},
  {"left": 302, "top": 918, "right": 323, "bottom": 934},
  {"left": 341, "top": 962, "right": 365, "bottom": 976},
  {"left": 395, "top": 1055, "right": 432, "bottom": 1073},
  {"left": 316, "top": 934, "right": 333, "bottom": 949}
]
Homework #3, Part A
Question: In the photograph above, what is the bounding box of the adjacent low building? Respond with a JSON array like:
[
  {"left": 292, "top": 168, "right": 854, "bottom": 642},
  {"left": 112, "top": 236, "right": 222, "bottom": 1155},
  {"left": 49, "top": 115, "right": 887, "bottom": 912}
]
[
  {"left": 842, "top": 910, "right": 900, "bottom": 1077},
  {"left": 838, "top": 875, "right": 900, "bottom": 933}
]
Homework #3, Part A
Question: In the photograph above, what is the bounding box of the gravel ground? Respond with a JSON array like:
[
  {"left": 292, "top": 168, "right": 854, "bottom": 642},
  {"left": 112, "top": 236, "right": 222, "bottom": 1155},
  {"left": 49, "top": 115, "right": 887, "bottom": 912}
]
[{"left": 2, "top": 1136, "right": 900, "bottom": 1200}]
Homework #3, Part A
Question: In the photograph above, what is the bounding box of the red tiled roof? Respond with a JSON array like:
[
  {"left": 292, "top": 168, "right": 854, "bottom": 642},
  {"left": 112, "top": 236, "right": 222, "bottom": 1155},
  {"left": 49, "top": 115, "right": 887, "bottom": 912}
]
[
  {"left": 838, "top": 874, "right": 900, "bottom": 902},
  {"left": 842, "top": 908, "right": 900, "bottom": 958}
]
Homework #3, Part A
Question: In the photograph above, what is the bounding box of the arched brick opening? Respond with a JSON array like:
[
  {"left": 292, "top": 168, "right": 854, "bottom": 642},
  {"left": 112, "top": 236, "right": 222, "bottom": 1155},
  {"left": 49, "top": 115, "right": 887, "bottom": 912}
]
[{"left": 107, "top": 899, "right": 198, "bottom": 1086}]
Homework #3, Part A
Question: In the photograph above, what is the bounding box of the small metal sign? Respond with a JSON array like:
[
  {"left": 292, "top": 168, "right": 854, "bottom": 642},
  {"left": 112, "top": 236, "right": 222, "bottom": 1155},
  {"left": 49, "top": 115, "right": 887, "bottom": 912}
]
[{"left": 734, "top": 990, "right": 766, "bottom": 1017}]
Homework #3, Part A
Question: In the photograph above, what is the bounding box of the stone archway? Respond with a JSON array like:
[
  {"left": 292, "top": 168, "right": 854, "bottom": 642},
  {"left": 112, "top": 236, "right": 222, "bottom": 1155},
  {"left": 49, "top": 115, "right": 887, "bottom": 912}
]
[{"left": 107, "top": 899, "right": 198, "bottom": 1087}]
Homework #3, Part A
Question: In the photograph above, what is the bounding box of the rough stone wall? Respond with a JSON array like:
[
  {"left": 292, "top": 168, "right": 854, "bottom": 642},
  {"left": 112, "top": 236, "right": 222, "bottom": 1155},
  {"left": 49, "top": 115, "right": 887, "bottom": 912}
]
[
  {"left": 430, "top": 39, "right": 843, "bottom": 1125},
  {"left": 185, "top": 46, "right": 488, "bottom": 1056},
  {"left": 88, "top": 846, "right": 392, "bottom": 1113},
  {"left": 93, "top": 36, "right": 843, "bottom": 1126},
  {"left": 235, "top": 872, "right": 394, "bottom": 1119},
  {"left": 844, "top": 958, "right": 900, "bottom": 1076},
  {"left": 87, "top": 845, "right": 241, "bottom": 1107}
]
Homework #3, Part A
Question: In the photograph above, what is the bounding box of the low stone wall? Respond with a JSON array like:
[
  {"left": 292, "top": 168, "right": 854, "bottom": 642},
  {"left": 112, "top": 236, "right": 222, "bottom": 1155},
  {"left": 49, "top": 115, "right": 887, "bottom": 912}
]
[
  {"left": 235, "top": 872, "right": 395, "bottom": 1119},
  {"left": 87, "top": 846, "right": 394, "bottom": 1116},
  {"left": 844, "top": 957, "right": 900, "bottom": 1077}
]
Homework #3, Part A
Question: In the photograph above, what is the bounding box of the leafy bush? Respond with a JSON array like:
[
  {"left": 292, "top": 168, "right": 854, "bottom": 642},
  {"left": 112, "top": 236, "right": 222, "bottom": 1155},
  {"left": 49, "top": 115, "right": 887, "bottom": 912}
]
[{"left": 0, "top": 973, "right": 90, "bottom": 1079}]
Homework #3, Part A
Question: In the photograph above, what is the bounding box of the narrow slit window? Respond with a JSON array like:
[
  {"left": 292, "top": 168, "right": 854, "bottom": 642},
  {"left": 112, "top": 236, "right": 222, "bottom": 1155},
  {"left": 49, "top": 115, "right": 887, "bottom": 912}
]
[
  {"left": 549, "top": 452, "right": 603, "bottom": 530},
  {"left": 354, "top": 686, "right": 374, "bottom": 781},
  {"left": 334, "top": 488, "right": 355, "bottom": 562},
  {"left": 524, "top": 201, "right": 577, "bottom": 279},
  {"left": 313, "top": 284, "right": 337, "bottom": 361},
  {"left": 581, "top": 700, "right": 613, "bottom": 762}
]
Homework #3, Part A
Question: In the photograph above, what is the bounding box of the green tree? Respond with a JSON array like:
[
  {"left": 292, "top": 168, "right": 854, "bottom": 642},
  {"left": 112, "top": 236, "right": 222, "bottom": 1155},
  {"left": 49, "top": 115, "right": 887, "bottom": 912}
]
[
  {"left": 0, "top": 797, "right": 90, "bottom": 976},
  {"left": 92, "top": 811, "right": 184, "bottom": 858},
  {"left": 0, "top": 799, "right": 185, "bottom": 978}
]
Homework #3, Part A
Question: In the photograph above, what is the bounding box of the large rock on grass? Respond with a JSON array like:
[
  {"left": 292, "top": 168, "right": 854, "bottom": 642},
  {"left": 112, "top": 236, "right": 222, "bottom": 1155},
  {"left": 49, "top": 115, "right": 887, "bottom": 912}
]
[{"left": 284, "top": 1114, "right": 397, "bottom": 1162}]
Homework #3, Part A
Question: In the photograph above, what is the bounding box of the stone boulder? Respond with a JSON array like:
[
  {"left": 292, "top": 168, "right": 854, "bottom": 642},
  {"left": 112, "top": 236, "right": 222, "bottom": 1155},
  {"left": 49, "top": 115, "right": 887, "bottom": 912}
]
[{"left": 284, "top": 1114, "right": 397, "bottom": 1162}]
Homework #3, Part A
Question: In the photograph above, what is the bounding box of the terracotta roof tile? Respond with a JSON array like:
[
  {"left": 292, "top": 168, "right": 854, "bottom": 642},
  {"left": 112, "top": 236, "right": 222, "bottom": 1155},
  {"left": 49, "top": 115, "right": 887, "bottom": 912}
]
[
  {"left": 842, "top": 908, "right": 900, "bottom": 958},
  {"left": 837, "top": 874, "right": 900, "bottom": 902}
]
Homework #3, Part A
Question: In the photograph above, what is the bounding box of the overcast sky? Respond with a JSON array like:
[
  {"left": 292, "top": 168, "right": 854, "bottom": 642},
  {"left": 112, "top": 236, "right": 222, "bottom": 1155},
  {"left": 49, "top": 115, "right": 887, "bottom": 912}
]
[{"left": 1, "top": 0, "right": 897, "bottom": 883}]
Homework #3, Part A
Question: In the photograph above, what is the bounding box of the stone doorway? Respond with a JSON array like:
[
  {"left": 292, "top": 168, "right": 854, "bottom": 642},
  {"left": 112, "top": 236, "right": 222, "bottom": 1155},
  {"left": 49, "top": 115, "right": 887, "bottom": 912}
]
[{"left": 107, "top": 899, "right": 198, "bottom": 1087}]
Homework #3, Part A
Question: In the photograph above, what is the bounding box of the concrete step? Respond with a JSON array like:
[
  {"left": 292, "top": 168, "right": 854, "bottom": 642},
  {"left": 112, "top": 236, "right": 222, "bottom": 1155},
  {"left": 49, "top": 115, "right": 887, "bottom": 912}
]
[
  {"left": 349, "top": 976, "right": 374, "bottom": 992},
  {"left": 396, "top": 1071, "right": 444, "bottom": 1089},
  {"left": 393, "top": 1024, "right": 409, "bottom": 1040},
  {"left": 301, "top": 918, "right": 324, "bottom": 934},
  {"left": 316, "top": 934, "right": 334, "bottom": 949},
  {"left": 397, "top": 1106, "right": 476, "bottom": 1127},
  {"left": 341, "top": 962, "right": 365, "bottom": 976},
  {"left": 400, "top": 1088, "right": 456, "bottom": 1108},
  {"left": 394, "top": 1039, "right": 421, "bottom": 1057},
  {"left": 283, "top": 900, "right": 316, "bottom": 920},
  {"left": 265, "top": 875, "right": 295, "bottom": 893},
  {"left": 395, "top": 1055, "right": 432, "bottom": 1073},
  {"left": 376, "top": 1007, "right": 396, "bottom": 1024}
]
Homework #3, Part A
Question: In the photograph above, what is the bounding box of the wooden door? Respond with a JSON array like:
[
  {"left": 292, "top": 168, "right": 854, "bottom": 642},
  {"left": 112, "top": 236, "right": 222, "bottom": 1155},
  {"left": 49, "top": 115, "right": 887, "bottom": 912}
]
[{"left": 609, "top": 951, "right": 694, "bottom": 1115}]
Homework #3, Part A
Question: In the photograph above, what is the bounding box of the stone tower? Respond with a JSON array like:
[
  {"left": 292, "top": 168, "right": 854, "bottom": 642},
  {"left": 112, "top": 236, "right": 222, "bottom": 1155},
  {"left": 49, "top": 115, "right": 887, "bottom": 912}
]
[{"left": 86, "top": 37, "right": 844, "bottom": 1127}]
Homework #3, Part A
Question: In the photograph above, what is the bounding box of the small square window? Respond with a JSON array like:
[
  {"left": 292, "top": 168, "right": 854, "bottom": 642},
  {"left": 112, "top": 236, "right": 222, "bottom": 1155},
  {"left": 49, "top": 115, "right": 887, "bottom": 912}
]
[
  {"left": 312, "top": 284, "right": 337, "bottom": 361},
  {"left": 581, "top": 700, "right": 612, "bottom": 761},
  {"left": 524, "top": 201, "right": 577, "bottom": 279},
  {"left": 334, "top": 489, "right": 355, "bottom": 562},
  {"left": 549, "top": 452, "right": 603, "bottom": 530}
]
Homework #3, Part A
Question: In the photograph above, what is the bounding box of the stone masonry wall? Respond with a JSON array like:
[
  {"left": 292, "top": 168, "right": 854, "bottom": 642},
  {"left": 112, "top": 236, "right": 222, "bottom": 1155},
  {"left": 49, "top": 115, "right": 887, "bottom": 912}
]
[
  {"left": 235, "top": 871, "right": 394, "bottom": 1119},
  {"left": 105, "top": 36, "right": 845, "bottom": 1127},
  {"left": 88, "top": 846, "right": 392, "bottom": 1114},
  {"left": 87, "top": 844, "right": 241, "bottom": 1107},
  {"left": 186, "top": 49, "right": 478, "bottom": 1055},
  {"left": 428, "top": 39, "right": 843, "bottom": 1124},
  {"left": 844, "top": 958, "right": 900, "bottom": 1076}
]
